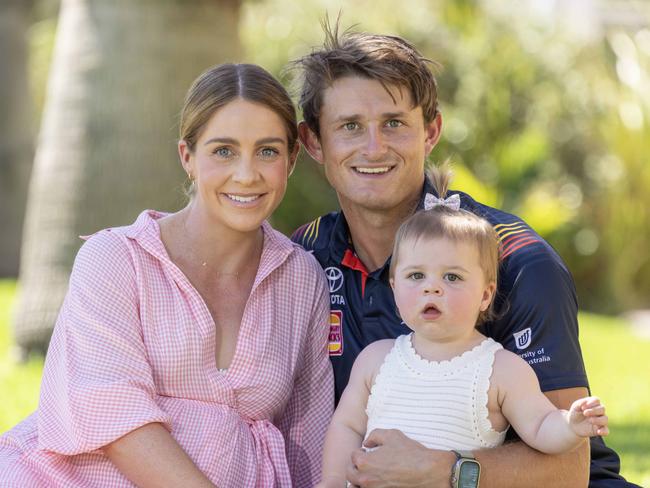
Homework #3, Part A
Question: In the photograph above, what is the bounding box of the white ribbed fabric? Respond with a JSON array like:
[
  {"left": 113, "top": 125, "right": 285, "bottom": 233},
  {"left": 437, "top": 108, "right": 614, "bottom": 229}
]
[{"left": 365, "top": 334, "right": 508, "bottom": 451}]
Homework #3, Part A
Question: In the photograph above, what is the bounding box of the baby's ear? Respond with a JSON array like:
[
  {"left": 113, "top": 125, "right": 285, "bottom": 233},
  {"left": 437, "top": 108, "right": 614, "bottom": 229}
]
[{"left": 480, "top": 281, "right": 497, "bottom": 311}]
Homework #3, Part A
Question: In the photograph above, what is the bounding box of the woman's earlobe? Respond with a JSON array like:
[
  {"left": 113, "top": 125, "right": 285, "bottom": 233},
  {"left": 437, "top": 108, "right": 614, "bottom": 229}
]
[{"left": 178, "top": 140, "right": 194, "bottom": 174}]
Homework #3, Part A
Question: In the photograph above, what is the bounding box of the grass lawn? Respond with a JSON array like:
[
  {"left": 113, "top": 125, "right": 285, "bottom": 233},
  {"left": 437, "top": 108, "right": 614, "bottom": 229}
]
[
  {"left": 0, "top": 280, "right": 43, "bottom": 430},
  {"left": 580, "top": 312, "right": 650, "bottom": 487},
  {"left": 1, "top": 278, "right": 649, "bottom": 485}
]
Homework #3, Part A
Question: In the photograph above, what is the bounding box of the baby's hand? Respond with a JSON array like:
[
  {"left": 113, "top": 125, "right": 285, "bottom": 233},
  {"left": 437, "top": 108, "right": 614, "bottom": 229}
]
[{"left": 568, "top": 396, "right": 609, "bottom": 437}]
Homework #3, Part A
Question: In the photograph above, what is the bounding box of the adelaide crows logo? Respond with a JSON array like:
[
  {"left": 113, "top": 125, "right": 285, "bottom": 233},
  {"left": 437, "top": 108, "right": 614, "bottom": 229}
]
[{"left": 325, "top": 267, "right": 344, "bottom": 293}]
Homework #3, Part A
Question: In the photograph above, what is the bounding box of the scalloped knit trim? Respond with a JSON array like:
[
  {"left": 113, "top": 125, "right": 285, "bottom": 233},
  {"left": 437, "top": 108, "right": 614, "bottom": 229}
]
[{"left": 400, "top": 333, "right": 498, "bottom": 375}]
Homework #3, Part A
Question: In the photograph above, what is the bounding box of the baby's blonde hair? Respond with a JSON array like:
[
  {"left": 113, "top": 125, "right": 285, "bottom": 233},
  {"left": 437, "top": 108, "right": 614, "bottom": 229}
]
[{"left": 390, "top": 163, "right": 500, "bottom": 325}]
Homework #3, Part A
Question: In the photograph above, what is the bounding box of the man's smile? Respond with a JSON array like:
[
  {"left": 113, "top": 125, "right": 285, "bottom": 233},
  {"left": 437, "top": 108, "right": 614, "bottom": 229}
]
[{"left": 353, "top": 166, "right": 392, "bottom": 175}]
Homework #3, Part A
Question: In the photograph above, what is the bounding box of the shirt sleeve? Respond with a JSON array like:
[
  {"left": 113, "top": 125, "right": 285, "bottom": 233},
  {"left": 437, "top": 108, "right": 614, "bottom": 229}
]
[
  {"left": 37, "top": 230, "right": 171, "bottom": 455},
  {"left": 494, "top": 255, "right": 639, "bottom": 485},
  {"left": 275, "top": 266, "right": 334, "bottom": 488},
  {"left": 487, "top": 254, "right": 589, "bottom": 392}
]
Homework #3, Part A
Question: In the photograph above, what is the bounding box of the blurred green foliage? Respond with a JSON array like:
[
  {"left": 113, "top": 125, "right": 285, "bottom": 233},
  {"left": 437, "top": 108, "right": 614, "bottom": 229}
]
[
  {"left": 240, "top": 0, "right": 650, "bottom": 313},
  {"left": 23, "top": 1, "right": 650, "bottom": 312}
]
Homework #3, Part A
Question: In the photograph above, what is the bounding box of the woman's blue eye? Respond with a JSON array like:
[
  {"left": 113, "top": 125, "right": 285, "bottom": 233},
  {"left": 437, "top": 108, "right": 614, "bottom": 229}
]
[
  {"left": 214, "top": 147, "right": 233, "bottom": 158},
  {"left": 260, "top": 147, "right": 279, "bottom": 158}
]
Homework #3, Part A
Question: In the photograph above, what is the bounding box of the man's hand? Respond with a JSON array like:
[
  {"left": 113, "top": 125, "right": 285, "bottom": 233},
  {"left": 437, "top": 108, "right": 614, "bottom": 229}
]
[
  {"left": 346, "top": 428, "right": 455, "bottom": 488},
  {"left": 568, "top": 396, "right": 609, "bottom": 437}
]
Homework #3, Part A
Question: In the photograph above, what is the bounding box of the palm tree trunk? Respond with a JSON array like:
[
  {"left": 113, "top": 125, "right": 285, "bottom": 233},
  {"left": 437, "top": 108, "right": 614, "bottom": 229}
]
[
  {"left": 0, "top": 0, "right": 34, "bottom": 277},
  {"left": 14, "top": 0, "right": 242, "bottom": 354}
]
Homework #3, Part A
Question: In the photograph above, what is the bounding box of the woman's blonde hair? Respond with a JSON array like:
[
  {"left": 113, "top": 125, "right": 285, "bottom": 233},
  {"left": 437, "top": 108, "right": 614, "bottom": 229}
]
[{"left": 180, "top": 63, "right": 297, "bottom": 153}]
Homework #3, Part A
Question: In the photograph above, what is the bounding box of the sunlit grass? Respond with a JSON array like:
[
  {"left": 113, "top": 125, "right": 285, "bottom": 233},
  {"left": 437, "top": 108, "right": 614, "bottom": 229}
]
[
  {"left": 0, "top": 280, "right": 42, "bottom": 431},
  {"left": 580, "top": 311, "right": 650, "bottom": 487},
  {"left": 0, "top": 280, "right": 648, "bottom": 485}
]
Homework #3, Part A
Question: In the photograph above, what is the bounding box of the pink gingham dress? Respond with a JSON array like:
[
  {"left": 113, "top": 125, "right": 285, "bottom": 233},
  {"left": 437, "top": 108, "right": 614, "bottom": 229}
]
[{"left": 0, "top": 210, "right": 334, "bottom": 487}]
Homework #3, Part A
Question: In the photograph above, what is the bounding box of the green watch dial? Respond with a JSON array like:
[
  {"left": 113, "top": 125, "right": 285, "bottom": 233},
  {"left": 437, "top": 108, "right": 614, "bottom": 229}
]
[{"left": 458, "top": 459, "right": 480, "bottom": 488}]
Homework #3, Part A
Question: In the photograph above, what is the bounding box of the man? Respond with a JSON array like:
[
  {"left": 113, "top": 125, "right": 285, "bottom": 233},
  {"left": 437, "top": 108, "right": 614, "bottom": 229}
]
[{"left": 290, "top": 24, "right": 636, "bottom": 488}]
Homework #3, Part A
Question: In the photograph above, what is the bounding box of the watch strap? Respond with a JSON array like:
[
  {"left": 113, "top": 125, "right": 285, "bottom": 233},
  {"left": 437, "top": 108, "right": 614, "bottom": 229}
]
[{"left": 453, "top": 449, "right": 475, "bottom": 460}]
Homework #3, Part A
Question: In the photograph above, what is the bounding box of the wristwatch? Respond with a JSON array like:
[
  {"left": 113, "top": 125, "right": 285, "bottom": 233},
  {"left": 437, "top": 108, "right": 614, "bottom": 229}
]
[{"left": 450, "top": 450, "right": 481, "bottom": 488}]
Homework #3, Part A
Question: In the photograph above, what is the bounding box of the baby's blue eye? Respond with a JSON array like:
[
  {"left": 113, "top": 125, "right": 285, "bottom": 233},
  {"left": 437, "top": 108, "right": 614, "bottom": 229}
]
[
  {"left": 444, "top": 273, "right": 462, "bottom": 282},
  {"left": 408, "top": 272, "right": 425, "bottom": 281}
]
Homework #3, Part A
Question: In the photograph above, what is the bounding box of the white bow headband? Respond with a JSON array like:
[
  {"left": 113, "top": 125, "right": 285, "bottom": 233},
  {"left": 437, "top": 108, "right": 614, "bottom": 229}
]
[{"left": 423, "top": 192, "right": 461, "bottom": 211}]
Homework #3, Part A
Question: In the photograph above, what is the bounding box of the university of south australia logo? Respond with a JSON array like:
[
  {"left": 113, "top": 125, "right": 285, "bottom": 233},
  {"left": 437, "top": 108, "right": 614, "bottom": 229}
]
[
  {"left": 325, "top": 267, "right": 344, "bottom": 293},
  {"left": 513, "top": 328, "right": 532, "bottom": 350}
]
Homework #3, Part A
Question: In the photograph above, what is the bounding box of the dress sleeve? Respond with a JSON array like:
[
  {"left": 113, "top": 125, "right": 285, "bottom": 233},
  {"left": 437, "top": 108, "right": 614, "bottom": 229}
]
[
  {"left": 487, "top": 254, "right": 589, "bottom": 392},
  {"left": 37, "top": 230, "right": 171, "bottom": 455},
  {"left": 275, "top": 266, "right": 334, "bottom": 488}
]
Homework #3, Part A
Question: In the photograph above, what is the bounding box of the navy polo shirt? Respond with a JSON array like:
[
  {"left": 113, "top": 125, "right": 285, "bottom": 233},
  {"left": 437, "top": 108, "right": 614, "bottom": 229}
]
[{"left": 292, "top": 176, "right": 636, "bottom": 487}]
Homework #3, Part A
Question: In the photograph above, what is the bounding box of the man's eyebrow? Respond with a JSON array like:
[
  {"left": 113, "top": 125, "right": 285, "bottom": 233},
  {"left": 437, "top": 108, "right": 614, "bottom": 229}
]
[
  {"left": 331, "top": 111, "right": 411, "bottom": 124},
  {"left": 383, "top": 111, "right": 410, "bottom": 119},
  {"left": 331, "top": 114, "right": 362, "bottom": 124}
]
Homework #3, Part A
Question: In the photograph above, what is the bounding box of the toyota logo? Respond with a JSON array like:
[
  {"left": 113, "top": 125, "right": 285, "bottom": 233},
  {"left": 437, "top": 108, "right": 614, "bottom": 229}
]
[{"left": 325, "top": 267, "right": 344, "bottom": 293}]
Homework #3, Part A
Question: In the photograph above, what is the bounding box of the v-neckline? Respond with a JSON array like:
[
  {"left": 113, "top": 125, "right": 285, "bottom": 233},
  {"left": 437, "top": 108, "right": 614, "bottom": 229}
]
[
  {"left": 127, "top": 211, "right": 295, "bottom": 382},
  {"left": 153, "top": 218, "right": 265, "bottom": 378}
]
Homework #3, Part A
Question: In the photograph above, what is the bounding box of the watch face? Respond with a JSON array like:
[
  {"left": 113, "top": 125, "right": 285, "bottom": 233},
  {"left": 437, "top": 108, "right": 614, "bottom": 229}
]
[{"left": 459, "top": 460, "right": 480, "bottom": 488}]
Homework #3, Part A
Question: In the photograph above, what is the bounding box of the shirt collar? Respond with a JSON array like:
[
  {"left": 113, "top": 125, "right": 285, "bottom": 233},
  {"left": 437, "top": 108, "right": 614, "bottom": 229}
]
[
  {"left": 329, "top": 176, "right": 435, "bottom": 277},
  {"left": 328, "top": 211, "right": 353, "bottom": 265}
]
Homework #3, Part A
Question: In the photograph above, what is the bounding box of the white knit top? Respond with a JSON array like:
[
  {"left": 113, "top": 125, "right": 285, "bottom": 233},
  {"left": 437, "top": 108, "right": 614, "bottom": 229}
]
[{"left": 365, "top": 334, "right": 508, "bottom": 451}]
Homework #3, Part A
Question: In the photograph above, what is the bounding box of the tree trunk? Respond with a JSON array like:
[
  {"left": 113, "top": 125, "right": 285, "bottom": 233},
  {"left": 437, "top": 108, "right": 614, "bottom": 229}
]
[
  {"left": 14, "top": 0, "right": 242, "bottom": 354},
  {"left": 0, "top": 0, "right": 34, "bottom": 277}
]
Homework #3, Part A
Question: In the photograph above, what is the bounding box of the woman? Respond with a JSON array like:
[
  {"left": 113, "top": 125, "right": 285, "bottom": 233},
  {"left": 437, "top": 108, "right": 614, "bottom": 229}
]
[{"left": 0, "top": 64, "right": 333, "bottom": 487}]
